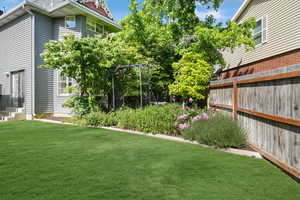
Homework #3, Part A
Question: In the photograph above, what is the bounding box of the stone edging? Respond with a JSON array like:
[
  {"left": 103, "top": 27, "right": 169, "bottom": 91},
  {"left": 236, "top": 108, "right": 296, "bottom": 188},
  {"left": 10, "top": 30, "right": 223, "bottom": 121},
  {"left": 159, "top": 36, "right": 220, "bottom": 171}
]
[{"left": 34, "top": 119, "right": 262, "bottom": 159}]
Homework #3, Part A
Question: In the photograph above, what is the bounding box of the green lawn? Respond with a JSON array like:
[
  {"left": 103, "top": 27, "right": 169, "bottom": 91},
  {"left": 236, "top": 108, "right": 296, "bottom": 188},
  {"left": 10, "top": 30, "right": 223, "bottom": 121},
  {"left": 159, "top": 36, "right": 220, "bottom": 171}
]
[{"left": 0, "top": 121, "right": 299, "bottom": 200}]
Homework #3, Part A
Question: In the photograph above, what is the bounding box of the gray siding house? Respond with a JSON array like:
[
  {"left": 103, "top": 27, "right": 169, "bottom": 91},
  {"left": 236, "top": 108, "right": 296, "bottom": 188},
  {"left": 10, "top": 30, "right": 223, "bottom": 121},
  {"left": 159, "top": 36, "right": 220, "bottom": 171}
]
[{"left": 0, "top": 0, "right": 121, "bottom": 120}]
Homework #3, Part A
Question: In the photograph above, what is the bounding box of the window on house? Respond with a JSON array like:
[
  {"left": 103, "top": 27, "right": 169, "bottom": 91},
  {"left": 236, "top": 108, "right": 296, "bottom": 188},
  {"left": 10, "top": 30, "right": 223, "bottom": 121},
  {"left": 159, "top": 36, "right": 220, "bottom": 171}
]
[
  {"left": 87, "top": 18, "right": 96, "bottom": 32},
  {"left": 65, "top": 16, "right": 76, "bottom": 28},
  {"left": 254, "top": 16, "right": 267, "bottom": 45},
  {"left": 96, "top": 23, "right": 104, "bottom": 34},
  {"left": 87, "top": 18, "right": 105, "bottom": 34},
  {"left": 58, "top": 73, "right": 73, "bottom": 96}
]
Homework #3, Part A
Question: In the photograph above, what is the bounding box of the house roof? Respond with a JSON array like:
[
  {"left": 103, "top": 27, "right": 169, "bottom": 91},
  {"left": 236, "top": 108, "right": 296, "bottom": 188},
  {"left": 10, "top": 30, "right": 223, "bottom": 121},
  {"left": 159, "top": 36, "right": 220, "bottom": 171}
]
[
  {"left": 231, "top": 0, "right": 253, "bottom": 22},
  {"left": 79, "top": 1, "right": 111, "bottom": 20},
  {"left": 0, "top": 0, "right": 121, "bottom": 30}
]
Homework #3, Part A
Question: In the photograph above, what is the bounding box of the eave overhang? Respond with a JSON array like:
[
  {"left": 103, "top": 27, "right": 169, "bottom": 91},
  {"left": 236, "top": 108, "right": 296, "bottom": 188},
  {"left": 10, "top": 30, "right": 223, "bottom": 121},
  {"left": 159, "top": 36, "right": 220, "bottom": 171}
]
[
  {"left": 231, "top": 0, "right": 252, "bottom": 22},
  {"left": 0, "top": 3, "right": 27, "bottom": 27},
  {"left": 0, "top": 0, "right": 122, "bottom": 31}
]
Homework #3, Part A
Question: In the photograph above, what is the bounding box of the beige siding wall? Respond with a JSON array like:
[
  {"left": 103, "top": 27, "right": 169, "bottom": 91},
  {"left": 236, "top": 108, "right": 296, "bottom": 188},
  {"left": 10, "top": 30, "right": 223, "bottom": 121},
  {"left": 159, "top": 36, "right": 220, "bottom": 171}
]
[{"left": 223, "top": 0, "right": 300, "bottom": 69}]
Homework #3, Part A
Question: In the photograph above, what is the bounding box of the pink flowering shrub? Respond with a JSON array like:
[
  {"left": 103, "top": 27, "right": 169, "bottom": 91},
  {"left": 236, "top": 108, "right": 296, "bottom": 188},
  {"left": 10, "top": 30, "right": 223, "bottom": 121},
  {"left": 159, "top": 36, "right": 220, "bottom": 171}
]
[
  {"left": 175, "top": 102, "right": 209, "bottom": 134},
  {"left": 178, "top": 123, "right": 189, "bottom": 131},
  {"left": 177, "top": 114, "right": 189, "bottom": 121},
  {"left": 183, "top": 105, "right": 190, "bottom": 111},
  {"left": 191, "top": 113, "right": 209, "bottom": 124}
]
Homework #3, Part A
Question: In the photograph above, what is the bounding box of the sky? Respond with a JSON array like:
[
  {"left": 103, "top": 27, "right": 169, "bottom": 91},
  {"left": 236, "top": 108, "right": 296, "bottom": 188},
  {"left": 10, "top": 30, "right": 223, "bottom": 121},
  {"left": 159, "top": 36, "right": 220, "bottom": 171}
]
[{"left": 0, "top": 0, "right": 245, "bottom": 23}]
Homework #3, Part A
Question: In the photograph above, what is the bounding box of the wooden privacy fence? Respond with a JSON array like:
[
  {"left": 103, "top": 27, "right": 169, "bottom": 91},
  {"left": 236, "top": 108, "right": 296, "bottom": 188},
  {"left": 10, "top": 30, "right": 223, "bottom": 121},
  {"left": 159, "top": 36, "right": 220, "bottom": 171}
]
[{"left": 209, "top": 64, "right": 300, "bottom": 179}]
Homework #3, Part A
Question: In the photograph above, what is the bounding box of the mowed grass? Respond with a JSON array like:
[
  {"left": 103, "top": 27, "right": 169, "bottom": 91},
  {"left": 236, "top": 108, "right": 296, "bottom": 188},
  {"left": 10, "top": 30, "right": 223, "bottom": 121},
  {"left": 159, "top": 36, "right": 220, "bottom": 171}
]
[{"left": 0, "top": 121, "right": 299, "bottom": 200}]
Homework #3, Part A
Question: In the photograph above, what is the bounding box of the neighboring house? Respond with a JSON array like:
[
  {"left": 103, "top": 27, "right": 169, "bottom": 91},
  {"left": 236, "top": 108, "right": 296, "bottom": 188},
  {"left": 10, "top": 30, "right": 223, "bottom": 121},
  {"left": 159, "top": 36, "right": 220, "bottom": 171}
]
[
  {"left": 221, "top": 0, "right": 300, "bottom": 79},
  {"left": 0, "top": 0, "right": 121, "bottom": 120}
]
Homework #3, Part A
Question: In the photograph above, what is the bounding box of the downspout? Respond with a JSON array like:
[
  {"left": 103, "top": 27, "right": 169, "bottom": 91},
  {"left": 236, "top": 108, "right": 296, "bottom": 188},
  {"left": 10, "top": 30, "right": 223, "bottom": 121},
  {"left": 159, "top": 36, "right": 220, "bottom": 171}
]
[{"left": 23, "top": 5, "right": 35, "bottom": 119}]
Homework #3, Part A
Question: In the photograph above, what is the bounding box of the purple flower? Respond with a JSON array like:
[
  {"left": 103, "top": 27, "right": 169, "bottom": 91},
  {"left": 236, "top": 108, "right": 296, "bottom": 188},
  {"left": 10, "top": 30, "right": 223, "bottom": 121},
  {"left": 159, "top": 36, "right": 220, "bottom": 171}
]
[
  {"left": 192, "top": 115, "right": 201, "bottom": 124},
  {"left": 177, "top": 114, "right": 189, "bottom": 121},
  {"left": 189, "top": 98, "right": 194, "bottom": 103},
  {"left": 183, "top": 105, "right": 190, "bottom": 111},
  {"left": 200, "top": 113, "right": 209, "bottom": 120},
  {"left": 191, "top": 113, "right": 209, "bottom": 124},
  {"left": 179, "top": 123, "right": 189, "bottom": 131}
]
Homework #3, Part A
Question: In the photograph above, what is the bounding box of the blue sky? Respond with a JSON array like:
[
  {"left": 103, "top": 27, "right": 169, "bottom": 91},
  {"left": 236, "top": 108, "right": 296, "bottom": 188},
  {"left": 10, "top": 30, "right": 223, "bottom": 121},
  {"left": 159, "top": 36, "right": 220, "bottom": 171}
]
[{"left": 0, "top": 0, "right": 245, "bottom": 23}]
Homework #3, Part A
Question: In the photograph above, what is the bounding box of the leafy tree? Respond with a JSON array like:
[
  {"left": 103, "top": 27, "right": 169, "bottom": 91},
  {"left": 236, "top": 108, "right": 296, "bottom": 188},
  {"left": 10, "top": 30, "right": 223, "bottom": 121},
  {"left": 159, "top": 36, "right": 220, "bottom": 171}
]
[
  {"left": 120, "top": 0, "right": 179, "bottom": 99},
  {"left": 169, "top": 52, "right": 213, "bottom": 100},
  {"left": 121, "top": 0, "right": 256, "bottom": 101},
  {"left": 41, "top": 34, "right": 145, "bottom": 111},
  {"left": 179, "top": 19, "right": 256, "bottom": 66}
]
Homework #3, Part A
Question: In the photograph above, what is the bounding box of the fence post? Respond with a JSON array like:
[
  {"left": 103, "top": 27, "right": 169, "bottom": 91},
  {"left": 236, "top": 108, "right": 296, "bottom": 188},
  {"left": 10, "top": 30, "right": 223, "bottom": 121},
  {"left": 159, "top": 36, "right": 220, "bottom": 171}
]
[{"left": 232, "top": 79, "right": 238, "bottom": 120}]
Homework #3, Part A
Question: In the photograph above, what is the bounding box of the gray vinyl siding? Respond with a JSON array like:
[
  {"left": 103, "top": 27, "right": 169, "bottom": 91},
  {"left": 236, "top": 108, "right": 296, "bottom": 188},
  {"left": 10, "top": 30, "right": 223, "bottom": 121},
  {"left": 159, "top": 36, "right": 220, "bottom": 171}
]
[
  {"left": 52, "top": 16, "right": 83, "bottom": 114},
  {"left": 0, "top": 14, "right": 33, "bottom": 114},
  {"left": 223, "top": 0, "right": 300, "bottom": 69},
  {"left": 34, "top": 13, "right": 54, "bottom": 114},
  {"left": 53, "top": 16, "right": 83, "bottom": 41}
]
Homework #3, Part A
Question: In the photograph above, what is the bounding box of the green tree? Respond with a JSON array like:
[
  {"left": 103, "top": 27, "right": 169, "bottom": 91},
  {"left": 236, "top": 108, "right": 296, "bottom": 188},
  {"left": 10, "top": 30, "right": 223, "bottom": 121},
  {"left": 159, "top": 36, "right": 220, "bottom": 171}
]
[
  {"left": 121, "top": 0, "right": 256, "bottom": 101},
  {"left": 41, "top": 34, "right": 145, "bottom": 111},
  {"left": 169, "top": 52, "right": 213, "bottom": 100}
]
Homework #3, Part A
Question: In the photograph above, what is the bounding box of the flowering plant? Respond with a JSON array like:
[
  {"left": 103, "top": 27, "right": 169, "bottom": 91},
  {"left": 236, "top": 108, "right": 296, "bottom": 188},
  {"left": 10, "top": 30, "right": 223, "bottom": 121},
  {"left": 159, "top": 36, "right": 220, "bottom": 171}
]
[
  {"left": 174, "top": 100, "right": 210, "bottom": 134},
  {"left": 177, "top": 114, "right": 189, "bottom": 121}
]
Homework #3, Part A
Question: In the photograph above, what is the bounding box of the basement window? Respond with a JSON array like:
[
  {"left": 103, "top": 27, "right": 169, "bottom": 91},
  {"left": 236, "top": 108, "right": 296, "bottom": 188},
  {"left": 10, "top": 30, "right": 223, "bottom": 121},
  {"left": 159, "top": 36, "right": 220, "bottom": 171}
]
[{"left": 65, "top": 16, "right": 76, "bottom": 28}]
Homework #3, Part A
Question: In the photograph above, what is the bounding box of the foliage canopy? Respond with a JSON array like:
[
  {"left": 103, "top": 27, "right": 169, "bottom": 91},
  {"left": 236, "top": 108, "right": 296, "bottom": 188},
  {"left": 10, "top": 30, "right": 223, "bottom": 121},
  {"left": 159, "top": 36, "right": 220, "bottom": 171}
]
[
  {"left": 169, "top": 52, "right": 213, "bottom": 100},
  {"left": 41, "top": 0, "right": 257, "bottom": 110},
  {"left": 120, "top": 0, "right": 256, "bottom": 100},
  {"left": 41, "top": 34, "right": 146, "bottom": 111}
]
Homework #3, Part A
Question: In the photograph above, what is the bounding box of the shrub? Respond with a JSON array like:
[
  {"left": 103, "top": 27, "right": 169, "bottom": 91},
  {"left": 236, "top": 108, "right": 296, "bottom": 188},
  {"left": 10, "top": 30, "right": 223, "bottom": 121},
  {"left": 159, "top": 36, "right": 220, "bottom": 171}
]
[
  {"left": 183, "top": 113, "right": 247, "bottom": 148},
  {"left": 35, "top": 113, "right": 53, "bottom": 119},
  {"left": 84, "top": 112, "right": 118, "bottom": 127},
  {"left": 116, "top": 104, "right": 187, "bottom": 135},
  {"left": 63, "top": 92, "right": 92, "bottom": 118},
  {"left": 63, "top": 118, "right": 88, "bottom": 126},
  {"left": 63, "top": 89, "right": 105, "bottom": 119},
  {"left": 175, "top": 111, "right": 208, "bottom": 132},
  {"left": 69, "top": 104, "right": 204, "bottom": 136}
]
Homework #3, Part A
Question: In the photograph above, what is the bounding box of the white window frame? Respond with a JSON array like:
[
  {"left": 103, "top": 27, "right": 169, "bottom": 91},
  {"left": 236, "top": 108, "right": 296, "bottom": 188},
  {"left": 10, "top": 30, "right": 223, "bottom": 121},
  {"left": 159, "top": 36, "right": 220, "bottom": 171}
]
[
  {"left": 65, "top": 16, "right": 76, "bottom": 28},
  {"left": 57, "top": 71, "right": 73, "bottom": 97},
  {"left": 254, "top": 16, "right": 268, "bottom": 46}
]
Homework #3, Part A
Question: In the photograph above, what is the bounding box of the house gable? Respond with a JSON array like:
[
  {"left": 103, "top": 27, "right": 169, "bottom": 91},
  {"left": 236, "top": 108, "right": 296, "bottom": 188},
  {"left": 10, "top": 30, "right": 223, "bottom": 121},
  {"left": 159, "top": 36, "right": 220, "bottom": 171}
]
[
  {"left": 232, "top": 0, "right": 253, "bottom": 22},
  {"left": 223, "top": 0, "right": 300, "bottom": 72}
]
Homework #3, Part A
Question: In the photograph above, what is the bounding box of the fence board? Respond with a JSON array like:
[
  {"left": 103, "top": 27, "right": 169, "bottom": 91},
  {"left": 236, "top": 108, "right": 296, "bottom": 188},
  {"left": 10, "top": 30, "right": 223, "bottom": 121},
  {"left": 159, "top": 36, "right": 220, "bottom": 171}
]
[{"left": 209, "top": 65, "right": 300, "bottom": 178}]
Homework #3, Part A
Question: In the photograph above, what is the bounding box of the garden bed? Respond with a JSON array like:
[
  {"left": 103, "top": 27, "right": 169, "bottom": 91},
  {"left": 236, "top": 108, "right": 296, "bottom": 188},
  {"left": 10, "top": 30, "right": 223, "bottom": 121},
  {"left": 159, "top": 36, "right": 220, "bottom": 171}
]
[
  {"left": 35, "top": 118, "right": 261, "bottom": 159},
  {"left": 37, "top": 104, "right": 254, "bottom": 152}
]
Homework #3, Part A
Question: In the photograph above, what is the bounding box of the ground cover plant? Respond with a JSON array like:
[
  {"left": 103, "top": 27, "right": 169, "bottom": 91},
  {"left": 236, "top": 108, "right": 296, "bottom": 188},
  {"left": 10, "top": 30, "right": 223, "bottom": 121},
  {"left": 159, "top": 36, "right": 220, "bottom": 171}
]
[{"left": 0, "top": 121, "right": 299, "bottom": 200}]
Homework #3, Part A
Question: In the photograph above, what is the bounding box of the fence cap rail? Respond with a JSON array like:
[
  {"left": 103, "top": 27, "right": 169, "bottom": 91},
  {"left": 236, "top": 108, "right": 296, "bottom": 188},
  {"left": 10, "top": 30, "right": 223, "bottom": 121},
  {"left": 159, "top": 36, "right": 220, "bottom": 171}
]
[{"left": 210, "top": 64, "right": 300, "bottom": 88}]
